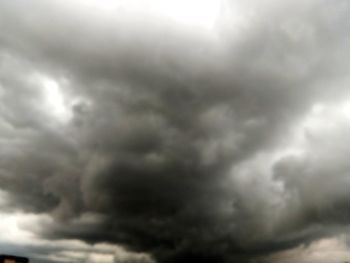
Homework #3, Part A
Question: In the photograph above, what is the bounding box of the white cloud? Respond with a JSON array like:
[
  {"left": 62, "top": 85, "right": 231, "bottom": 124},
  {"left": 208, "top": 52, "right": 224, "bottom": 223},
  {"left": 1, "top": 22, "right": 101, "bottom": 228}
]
[
  {"left": 261, "top": 236, "right": 350, "bottom": 263},
  {"left": 32, "top": 73, "right": 73, "bottom": 124}
]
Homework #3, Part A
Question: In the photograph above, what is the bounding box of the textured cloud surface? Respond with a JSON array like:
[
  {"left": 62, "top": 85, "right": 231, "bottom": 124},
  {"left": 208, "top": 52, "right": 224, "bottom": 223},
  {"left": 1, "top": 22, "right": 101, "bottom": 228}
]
[{"left": 2, "top": 0, "right": 350, "bottom": 262}]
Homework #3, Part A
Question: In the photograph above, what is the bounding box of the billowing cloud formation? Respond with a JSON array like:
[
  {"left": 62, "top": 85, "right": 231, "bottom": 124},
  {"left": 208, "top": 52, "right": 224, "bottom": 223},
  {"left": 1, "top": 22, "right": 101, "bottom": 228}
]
[{"left": 2, "top": 0, "right": 350, "bottom": 262}]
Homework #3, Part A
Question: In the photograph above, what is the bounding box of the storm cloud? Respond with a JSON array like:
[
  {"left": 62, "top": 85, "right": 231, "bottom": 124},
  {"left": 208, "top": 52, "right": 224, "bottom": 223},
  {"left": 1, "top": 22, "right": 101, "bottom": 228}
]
[{"left": 2, "top": 0, "right": 350, "bottom": 262}]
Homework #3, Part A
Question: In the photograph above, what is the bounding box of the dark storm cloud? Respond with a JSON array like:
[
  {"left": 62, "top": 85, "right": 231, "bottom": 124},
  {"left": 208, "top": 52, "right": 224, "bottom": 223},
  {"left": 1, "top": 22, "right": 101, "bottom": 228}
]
[{"left": 2, "top": 0, "right": 350, "bottom": 262}]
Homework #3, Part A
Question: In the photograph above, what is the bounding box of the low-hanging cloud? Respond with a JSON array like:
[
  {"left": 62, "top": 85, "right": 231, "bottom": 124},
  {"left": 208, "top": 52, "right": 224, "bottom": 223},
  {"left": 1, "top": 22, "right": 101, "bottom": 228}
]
[{"left": 2, "top": 0, "right": 350, "bottom": 262}]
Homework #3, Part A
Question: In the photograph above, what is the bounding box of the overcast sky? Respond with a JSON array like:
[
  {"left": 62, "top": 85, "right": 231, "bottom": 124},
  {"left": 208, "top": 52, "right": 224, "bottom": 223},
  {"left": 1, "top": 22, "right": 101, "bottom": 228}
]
[{"left": 2, "top": 0, "right": 350, "bottom": 262}]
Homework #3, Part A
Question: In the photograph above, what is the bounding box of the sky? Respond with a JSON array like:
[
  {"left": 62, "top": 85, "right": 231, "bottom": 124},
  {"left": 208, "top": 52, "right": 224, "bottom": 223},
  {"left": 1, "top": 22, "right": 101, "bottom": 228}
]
[{"left": 1, "top": 0, "right": 350, "bottom": 262}]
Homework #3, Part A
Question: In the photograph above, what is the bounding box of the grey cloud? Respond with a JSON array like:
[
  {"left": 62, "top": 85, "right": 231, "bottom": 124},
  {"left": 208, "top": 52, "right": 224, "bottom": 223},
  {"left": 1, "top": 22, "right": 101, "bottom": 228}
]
[{"left": 2, "top": 0, "right": 350, "bottom": 262}]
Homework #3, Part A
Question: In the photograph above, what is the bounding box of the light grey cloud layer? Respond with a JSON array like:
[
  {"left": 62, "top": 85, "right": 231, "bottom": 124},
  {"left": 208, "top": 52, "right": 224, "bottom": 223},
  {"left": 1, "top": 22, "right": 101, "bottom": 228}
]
[{"left": 2, "top": 0, "right": 350, "bottom": 262}]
